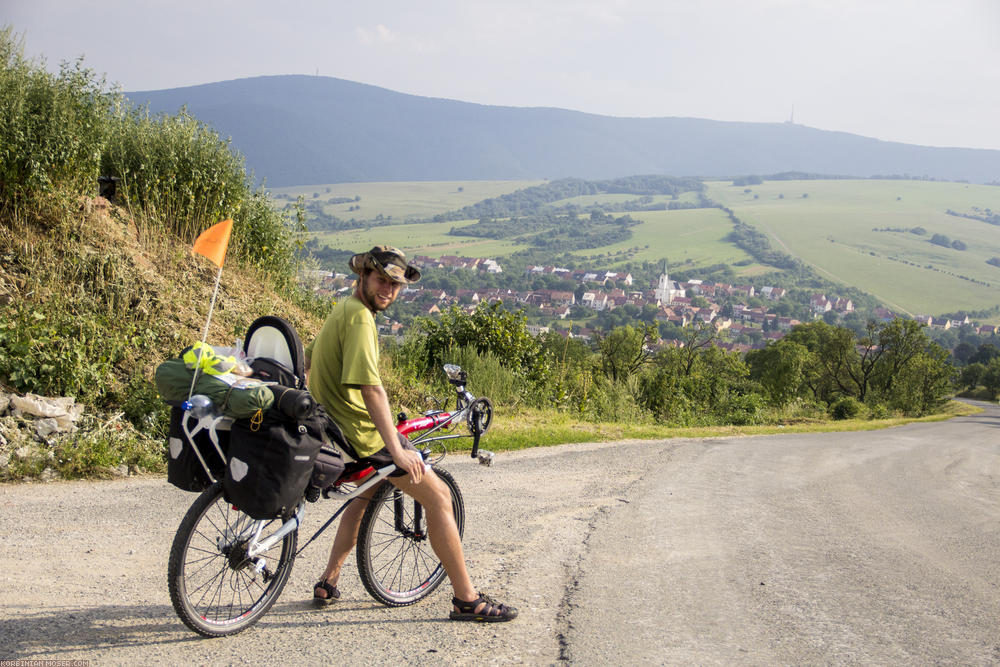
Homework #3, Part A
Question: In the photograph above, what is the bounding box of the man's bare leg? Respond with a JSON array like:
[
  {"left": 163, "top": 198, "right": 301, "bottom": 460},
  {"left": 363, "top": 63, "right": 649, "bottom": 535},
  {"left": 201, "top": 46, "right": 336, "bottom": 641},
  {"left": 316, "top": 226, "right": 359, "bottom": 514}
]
[
  {"left": 316, "top": 485, "right": 377, "bottom": 598},
  {"left": 388, "top": 470, "right": 478, "bottom": 603}
]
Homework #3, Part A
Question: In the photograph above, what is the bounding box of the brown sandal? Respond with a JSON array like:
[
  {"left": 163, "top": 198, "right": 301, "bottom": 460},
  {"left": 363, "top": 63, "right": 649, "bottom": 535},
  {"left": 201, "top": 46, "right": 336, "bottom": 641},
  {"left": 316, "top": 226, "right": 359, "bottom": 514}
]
[
  {"left": 313, "top": 580, "right": 341, "bottom": 606},
  {"left": 450, "top": 593, "right": 517, "bottom": 622}
]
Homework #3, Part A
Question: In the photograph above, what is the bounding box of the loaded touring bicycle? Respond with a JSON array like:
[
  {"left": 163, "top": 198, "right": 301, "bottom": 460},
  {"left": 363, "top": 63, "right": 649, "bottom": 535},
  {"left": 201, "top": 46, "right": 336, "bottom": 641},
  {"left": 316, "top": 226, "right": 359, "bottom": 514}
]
[{"left": 161, "top": 316, "right": 494, "bottom": 637}]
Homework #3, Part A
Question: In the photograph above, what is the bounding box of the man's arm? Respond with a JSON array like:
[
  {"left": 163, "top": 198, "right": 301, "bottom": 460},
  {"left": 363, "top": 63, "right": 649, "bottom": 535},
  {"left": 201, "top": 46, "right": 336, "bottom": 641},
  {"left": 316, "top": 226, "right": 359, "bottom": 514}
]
[{"left": 359, "top": 384, "right": 425, "bottom": 483}]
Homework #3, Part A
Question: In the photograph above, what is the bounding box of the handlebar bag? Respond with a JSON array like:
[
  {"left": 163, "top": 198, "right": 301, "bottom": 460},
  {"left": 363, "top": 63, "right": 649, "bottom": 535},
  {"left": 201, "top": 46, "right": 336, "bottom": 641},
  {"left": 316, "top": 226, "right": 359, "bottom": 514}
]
[
  {"left": 166, "top": 406, "right": 230, "bottom": 492},
  {"left": 223, "top": 402, "right": 326, "bottom": 520}
]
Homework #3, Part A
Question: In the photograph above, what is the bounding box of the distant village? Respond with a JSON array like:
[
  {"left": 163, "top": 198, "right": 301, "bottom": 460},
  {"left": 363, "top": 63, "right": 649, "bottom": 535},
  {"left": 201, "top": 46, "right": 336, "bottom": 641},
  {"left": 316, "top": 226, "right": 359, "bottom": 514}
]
[{"left": 305, "top": 254, "right": 993, "bottom": 352}]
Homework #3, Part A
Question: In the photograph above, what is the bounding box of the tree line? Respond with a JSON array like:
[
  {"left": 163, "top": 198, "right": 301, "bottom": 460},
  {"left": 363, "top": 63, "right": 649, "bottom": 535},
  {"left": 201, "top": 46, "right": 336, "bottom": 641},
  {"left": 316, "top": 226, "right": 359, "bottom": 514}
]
[
  {"left": 390, "top": 302, "right": 955, "bottom": 427},
  {"left": 449, "top": 209, "right": 640, "bottom": 251},
  {"left": 427, "top": 176, "right": 703, "bottom": 223}
]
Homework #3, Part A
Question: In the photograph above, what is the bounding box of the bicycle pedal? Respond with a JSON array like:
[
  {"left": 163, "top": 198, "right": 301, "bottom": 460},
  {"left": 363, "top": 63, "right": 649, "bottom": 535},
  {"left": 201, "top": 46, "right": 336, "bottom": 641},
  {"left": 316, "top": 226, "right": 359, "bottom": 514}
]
[
  {"left": 305, "top": 485, "right": 321, "bottom": 502},
  {"left": 477, "top": 450, "right": 494, "bottom": 466}
]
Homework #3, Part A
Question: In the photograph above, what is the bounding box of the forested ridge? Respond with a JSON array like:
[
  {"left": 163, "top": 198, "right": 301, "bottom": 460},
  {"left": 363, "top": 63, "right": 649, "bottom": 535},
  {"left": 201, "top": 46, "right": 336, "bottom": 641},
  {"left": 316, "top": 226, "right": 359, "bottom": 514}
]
[{"left": 128, "top": 74, "right": 1000, "bottom": 186}]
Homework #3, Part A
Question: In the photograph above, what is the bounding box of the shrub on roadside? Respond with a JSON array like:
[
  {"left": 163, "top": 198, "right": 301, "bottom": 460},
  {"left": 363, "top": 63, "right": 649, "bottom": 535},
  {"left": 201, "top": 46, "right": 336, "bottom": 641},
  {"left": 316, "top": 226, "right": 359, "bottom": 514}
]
[
  {"left": 867, "top": 403, "right": 891, "bottom": 420},
  {"left": 414, "top": 302, "right": 551, "bottom": 387},
  {"left": 445, "top": 346, "right": 524, "bottom": 408},
  {"left": 831, "top": 396, "right": 865, "bottom": 420},
  {"left": 723, "top": 392, "right": 768, "bottom": 426}
]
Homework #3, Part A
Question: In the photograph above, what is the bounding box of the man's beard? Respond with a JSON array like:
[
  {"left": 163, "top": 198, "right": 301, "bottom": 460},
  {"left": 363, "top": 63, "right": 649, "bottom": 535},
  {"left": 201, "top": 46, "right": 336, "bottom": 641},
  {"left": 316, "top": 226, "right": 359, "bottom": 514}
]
[{"left": 361, "top": 275, "right": 395, "bottom": 312}]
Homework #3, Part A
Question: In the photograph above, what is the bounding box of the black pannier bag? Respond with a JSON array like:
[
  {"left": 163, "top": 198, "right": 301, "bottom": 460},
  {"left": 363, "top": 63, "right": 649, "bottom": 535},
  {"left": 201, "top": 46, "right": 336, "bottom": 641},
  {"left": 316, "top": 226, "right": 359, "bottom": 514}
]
[
  {"left": 166, "top": 406, "right": 230, "bottom": 492},
  {"left": 223, "top": 404, "right": 330, "bottom": 520}
]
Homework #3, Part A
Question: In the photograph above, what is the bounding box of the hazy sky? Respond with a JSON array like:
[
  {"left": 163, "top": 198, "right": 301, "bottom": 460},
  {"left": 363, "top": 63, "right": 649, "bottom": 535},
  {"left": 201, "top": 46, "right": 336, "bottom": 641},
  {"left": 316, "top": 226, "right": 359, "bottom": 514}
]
[{"left": 6, "top": 0, "right": 1000, "bottom": 150}]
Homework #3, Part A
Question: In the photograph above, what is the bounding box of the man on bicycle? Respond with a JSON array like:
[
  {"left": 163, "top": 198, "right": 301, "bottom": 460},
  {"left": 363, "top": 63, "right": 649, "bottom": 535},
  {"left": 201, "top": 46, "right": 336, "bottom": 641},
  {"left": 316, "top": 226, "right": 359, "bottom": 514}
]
[{"left": 304, "top": 245, "right": 517, "bottom": 622}]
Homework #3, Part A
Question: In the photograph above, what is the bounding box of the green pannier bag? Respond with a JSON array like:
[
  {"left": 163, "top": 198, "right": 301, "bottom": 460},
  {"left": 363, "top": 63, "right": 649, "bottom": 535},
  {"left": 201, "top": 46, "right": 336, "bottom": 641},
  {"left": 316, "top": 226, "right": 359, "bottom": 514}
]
[{"left": 154, "top": 356, "right": 274, "bottom": 418}]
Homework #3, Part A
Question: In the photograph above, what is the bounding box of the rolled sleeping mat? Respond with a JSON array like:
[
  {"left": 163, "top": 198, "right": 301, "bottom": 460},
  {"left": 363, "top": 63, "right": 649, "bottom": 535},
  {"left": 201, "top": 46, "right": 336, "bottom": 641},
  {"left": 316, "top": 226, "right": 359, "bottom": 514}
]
[{"left": 269, "top": 385, "right": 316, "bottom": 421}]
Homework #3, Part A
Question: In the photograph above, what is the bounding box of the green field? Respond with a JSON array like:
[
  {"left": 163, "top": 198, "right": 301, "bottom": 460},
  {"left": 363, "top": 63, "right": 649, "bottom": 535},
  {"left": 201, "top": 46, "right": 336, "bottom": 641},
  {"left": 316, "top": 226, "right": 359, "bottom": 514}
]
[
  {"left": 311, "top": 205, "right": 765, "bottom": 276},
  {"left": 270, "top": 179, "right": 542, "bottom": 222},
  {"left": 707, "top": 179, "right": 1000, "bottom": 315},
  {"left": 567, "top": 207, "right": 760, "bottom": 270},
  {"left": 292, "top": 178, "right": 1000, "bottom": 317},
  {"left": 312, "top": 219, "right": 524, "bottom": 258}
]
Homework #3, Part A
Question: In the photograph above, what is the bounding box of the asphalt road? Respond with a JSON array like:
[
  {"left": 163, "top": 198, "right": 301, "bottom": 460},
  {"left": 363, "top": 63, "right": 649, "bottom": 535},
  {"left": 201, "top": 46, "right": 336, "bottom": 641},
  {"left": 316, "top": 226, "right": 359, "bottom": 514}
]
[{"left": 2, "top": 402, "right": 999, "bottom": 665}]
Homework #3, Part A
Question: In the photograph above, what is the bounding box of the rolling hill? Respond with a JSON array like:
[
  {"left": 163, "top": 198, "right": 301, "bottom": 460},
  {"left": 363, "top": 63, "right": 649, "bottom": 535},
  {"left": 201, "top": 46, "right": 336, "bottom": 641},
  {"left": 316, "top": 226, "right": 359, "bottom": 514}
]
[{"left": 126, "top": 75, "right": 1000, "bottom": 187}]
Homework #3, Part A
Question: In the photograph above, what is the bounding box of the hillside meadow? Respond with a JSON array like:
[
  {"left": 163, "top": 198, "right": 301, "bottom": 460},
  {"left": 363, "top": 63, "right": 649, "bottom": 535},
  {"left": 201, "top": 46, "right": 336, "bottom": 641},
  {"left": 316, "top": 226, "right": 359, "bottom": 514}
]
[
  {"left": 706, "top": 179, "right": 1000, "bottom": 317},
  {"left": 309, "top": 219, "right": 525, "bottom": 257},
  {"left": 566, "top": 207, "right": 759, "bottom": 271},
  {"left": 302, "top": 192, "right": 768, "bottom": 277},
  {"left": 270, "top": 179, "right": 542, "bottom": 222}
]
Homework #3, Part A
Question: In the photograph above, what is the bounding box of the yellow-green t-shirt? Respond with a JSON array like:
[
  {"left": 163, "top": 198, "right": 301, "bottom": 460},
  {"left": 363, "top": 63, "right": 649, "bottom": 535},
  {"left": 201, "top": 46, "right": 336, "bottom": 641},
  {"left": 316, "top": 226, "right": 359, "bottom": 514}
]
[{"left": 305, "top": 296, "right": 384, "bottom": 457}]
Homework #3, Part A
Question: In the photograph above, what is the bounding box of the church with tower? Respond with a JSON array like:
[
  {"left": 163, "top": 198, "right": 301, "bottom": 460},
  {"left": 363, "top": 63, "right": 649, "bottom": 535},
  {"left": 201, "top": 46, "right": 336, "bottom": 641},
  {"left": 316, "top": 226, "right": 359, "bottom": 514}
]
[{"left": 653, "top": 263, "right": 685, "bottom": 305}]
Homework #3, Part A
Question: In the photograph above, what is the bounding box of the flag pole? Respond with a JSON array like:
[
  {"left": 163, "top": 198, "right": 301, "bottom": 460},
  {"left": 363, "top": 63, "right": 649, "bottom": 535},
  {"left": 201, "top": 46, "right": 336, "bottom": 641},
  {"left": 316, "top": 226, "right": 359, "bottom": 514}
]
[
  {"left": 185, "top": 219, "right": 233, "bottom": 403},
  {"left": 186, "top": 264, "right": 224, "bottom": 401}
]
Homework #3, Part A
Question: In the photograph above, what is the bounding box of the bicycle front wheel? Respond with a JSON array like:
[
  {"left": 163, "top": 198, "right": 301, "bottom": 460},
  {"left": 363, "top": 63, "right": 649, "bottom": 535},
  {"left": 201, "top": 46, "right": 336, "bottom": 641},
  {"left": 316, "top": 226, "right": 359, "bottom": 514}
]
[
  {"left": 356, "top": 466, "right": 465, "bottom": 606},
  {"left": 167, "top": 482, "right": 297, "bottom": 637}
]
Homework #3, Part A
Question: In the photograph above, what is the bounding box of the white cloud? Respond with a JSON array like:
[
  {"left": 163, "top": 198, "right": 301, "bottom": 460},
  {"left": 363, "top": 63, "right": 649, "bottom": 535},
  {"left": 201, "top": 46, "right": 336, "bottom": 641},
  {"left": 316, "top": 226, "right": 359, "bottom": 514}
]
[{"left": 356, "top": 24, "right": 400, "bottom": 46}]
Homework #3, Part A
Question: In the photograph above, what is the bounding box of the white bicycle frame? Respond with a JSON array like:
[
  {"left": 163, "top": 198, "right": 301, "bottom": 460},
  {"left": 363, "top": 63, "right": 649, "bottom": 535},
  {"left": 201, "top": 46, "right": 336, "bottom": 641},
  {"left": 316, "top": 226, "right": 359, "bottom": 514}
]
[{"left": 245, "top": 462, "right": 397, "bottom": 559}]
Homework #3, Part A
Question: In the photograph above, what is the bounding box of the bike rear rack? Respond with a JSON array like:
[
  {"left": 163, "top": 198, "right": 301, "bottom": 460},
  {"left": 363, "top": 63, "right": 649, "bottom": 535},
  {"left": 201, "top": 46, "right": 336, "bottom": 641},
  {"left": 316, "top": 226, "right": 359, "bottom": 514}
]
[{"left": 177, "top": 395, "right": 233, "bottom": 484}]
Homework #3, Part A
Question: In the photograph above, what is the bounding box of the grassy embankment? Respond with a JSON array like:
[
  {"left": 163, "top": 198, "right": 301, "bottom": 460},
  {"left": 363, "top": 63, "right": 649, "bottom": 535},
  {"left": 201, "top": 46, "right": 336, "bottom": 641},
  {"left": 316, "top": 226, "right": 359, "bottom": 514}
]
[
  {"left": 0, "top": 29, "right": 327, "bottom": 481},
  {"left": 0, "top": 198, "right": 328, "bottom": 481},
  {"left": 449, "top": 399, "right": 983, "bottom": 455}
]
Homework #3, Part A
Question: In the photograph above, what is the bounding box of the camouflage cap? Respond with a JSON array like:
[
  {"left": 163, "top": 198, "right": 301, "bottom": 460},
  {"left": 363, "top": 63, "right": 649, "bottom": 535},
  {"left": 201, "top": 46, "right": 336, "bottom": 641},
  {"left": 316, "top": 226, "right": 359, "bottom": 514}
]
[{"left": 349, "top": 245, "right": 421, "bottom": 284}]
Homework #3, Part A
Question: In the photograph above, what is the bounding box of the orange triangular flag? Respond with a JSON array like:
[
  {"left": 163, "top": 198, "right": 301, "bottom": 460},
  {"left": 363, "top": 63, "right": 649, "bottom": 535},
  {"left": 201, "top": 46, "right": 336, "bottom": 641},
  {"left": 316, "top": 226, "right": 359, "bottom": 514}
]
[{"left": 192, "top": 219, "right": 233, "bottom": 268}]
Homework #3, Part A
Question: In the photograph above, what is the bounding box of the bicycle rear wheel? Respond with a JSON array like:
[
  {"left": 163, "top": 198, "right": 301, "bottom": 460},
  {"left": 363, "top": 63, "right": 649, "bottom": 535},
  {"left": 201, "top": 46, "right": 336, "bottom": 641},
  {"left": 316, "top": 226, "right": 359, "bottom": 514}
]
[
  {"left": 356, "top": 466, "right": 465, "bottom": 606},
  {"left": 167, "top": 482, "right": 297, "bottom": 637}
]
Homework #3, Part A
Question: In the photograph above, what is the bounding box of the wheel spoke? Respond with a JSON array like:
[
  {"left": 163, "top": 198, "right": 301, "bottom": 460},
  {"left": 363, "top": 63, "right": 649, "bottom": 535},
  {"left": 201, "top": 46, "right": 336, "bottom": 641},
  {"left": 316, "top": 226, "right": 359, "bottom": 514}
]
[
  {"left": 168, "top": 483, "right": 297, "bottom": 636},
  {"left": 356, "top": 467, "right": 464, "bottom": 606}
]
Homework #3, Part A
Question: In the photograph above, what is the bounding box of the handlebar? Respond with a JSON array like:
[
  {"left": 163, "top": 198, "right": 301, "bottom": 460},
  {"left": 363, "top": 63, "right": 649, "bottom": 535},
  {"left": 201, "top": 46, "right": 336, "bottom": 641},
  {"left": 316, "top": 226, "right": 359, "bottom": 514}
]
[{"left": 397, "top": 364, "right": 495, "bottom": 466}]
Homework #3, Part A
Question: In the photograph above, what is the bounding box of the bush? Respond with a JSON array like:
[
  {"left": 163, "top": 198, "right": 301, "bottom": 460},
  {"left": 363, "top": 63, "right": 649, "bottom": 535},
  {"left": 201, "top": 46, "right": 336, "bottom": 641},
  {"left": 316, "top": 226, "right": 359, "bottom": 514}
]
[
  {"left": 0, "top": 28, "right": 114, "bottom": 213},
  {"left": 414, "top": 302, "right": 551, "bottom": 385},
  {"left": 770, "top": 398, "right": 828, "bottom": 423},
  {"left": 583, "top": 374, "right": 649, "bottom": 423},
  {"left": 445, "top": 346, "right": 524, "bottom": 408},
  {"left": 867, "top": 403, "right": 891, "bottom": 420},
  {"left": 0, "top": 298, "right": 144, "bottom": 407},
  {"left": 930, "top": 233, "right": 951, "bottom": 248},
  {"left": 723, "top": 393, "right": 768, "bottom": 426},
  {"left": 830, "top": 396, "right": 864, "bottom": 420}
]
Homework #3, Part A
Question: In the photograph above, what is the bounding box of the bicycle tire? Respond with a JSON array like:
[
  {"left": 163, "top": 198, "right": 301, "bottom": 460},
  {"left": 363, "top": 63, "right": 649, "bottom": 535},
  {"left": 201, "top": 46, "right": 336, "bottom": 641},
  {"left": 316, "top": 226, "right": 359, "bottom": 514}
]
[
  {"left": 356, "top": 466, "right": 465, "bottom": 606},
  {"left": 167, "top": 482, "right": 297, "bottom": 637}
]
